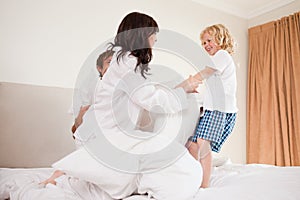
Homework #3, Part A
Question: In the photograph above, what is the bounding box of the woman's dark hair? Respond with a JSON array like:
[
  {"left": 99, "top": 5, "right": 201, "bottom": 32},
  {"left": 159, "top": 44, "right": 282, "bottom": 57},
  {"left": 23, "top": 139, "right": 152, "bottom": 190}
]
[{"left": 110, "top": 12, "right": 159, "bottom": 78}]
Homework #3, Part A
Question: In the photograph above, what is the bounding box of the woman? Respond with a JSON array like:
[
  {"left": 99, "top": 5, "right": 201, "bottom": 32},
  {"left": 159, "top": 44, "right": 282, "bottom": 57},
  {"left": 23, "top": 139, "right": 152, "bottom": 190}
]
[
  {"left": 44, "top": 12, "right": 203, "bottom": 200},
  {"left": 93, "top": 12, "right": 202, "bottom": 199}
]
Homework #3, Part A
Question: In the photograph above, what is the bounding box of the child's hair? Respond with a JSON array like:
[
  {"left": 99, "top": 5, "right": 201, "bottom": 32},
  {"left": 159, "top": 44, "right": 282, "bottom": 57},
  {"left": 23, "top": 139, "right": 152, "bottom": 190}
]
[
  {"left": 110, "top": 12, "right": 159, "bottom": 78},
  {"left": 96, "top": 50, "right": 115, "bottom": 68},
  {"left": 200, "top": 24, "right": 235, "bottom": 55}
]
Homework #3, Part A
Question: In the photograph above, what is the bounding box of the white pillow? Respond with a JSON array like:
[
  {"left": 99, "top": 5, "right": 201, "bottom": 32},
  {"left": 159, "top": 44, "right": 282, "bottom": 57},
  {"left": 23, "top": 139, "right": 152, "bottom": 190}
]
[
  {"left": 212, "top": 153, "right": 232, "bottom": 167},
  {"left": 52, "top": 148, "right": 137, "bottom": 200},
  {"left": 133, "top": 92, "right": 203, "bottom": 200},
  {"left": 138, "top": 151, "right": 202, "bottom": 200},
  {"left": 149, "top": 93, "right": 202, "bottom": 146}
]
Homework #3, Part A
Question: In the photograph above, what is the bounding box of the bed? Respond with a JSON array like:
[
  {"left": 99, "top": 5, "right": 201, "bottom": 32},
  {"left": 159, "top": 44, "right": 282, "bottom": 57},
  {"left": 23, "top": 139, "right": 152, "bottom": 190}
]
[
  {"left": 1, "top": 82, "right": 300, "bottom": 200},
  {"left": 1, "top": 159, "right": 300, "bottom": 200}
]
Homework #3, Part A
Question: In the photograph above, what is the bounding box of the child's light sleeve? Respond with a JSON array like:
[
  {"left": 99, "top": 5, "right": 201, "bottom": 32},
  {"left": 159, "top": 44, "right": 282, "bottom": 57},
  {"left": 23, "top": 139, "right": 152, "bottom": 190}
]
[{"left": 210, "top": 50, "right": 232, "bottom": 73}]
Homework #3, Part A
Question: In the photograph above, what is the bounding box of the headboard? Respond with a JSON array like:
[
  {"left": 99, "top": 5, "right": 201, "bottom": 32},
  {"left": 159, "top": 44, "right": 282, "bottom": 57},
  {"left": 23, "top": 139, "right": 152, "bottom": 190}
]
[{"left": 0, "top": 82, "right": 76, "bottom": 168}]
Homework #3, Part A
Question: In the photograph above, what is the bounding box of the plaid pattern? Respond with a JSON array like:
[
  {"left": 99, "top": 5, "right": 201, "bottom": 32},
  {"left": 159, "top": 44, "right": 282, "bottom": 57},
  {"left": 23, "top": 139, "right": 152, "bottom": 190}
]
[{"left": 191, "top": 110, "right": 236, "bottom": 153}]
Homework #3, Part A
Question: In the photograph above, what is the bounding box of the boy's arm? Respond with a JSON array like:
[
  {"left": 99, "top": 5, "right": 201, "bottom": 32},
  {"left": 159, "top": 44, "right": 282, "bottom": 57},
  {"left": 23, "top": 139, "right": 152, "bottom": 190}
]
[
  {"left": 193, "top": 66, "right": 216, "bottom": 81},
  {"left": 71, "top": 105, "right": 90, "bottom": 135}
]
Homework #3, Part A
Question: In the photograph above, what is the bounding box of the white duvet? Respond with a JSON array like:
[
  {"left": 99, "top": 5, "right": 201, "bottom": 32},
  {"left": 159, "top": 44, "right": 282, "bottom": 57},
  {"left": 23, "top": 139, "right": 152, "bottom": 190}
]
[{"left": 1, "top": 163, "right": 300, "bottom": 200}]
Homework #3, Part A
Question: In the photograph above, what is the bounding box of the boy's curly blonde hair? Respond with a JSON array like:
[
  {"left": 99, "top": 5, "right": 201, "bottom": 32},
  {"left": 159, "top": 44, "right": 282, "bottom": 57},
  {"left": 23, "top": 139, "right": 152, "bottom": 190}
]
[{"left": 200, "top": 24, "right": 235, "bottom": 55}]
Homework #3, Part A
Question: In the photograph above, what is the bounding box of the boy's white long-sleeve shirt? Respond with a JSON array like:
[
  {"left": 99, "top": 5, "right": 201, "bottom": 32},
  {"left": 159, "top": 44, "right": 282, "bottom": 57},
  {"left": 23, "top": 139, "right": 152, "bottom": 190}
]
[{"left": 204, "top": 50, "right": 238, "bottom": 113}]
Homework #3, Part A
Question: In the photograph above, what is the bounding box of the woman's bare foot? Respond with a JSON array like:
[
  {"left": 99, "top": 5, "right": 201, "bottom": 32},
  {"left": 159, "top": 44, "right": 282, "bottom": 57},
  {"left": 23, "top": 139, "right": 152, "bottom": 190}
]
[{"left": 39, "top": 170, "right": 65, "bottom": 185}]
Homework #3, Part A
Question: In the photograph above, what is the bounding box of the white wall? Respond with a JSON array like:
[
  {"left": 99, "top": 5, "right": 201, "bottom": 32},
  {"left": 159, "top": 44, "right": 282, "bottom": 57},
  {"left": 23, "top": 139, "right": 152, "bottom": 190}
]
[
  {"left": 0, "top": 0, "right": 248, "bottom": 163},
  {"left": 248, "top": 1, "right": 300, "bottom": 27}
]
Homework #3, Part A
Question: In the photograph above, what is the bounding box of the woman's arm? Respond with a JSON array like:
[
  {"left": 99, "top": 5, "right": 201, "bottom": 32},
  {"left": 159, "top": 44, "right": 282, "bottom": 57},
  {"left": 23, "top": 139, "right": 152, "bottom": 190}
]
[
  {"left": 193, "top": 66, "right": 216, "bottom": 81},
  {"left": 129, "top": 75, "right": 201, "bottom": 114},
  {"left": 175, "top": 75, "right": 202, "bottom": 93}
]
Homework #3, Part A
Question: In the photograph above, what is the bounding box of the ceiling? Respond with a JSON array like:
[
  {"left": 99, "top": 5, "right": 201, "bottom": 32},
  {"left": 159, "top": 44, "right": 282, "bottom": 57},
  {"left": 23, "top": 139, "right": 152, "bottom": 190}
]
[{"left": 192, "top": 0, "right": 296, "bottom": 19}]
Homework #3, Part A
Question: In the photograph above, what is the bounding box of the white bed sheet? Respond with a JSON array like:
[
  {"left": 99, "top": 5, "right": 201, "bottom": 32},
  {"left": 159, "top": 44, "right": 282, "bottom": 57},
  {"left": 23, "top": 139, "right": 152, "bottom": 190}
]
[
  {"left": 1, "top": 163, "right": 300, "bottom": 200},
  {"left": 195, "top": 164, "right": 300, "bottom": 200}
]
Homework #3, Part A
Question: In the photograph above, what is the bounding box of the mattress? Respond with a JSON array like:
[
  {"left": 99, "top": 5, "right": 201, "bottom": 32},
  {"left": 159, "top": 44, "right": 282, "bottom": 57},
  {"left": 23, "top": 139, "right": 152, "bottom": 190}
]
[{"left": 1, "top": 163, "right": 300, "bottom": 200}]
